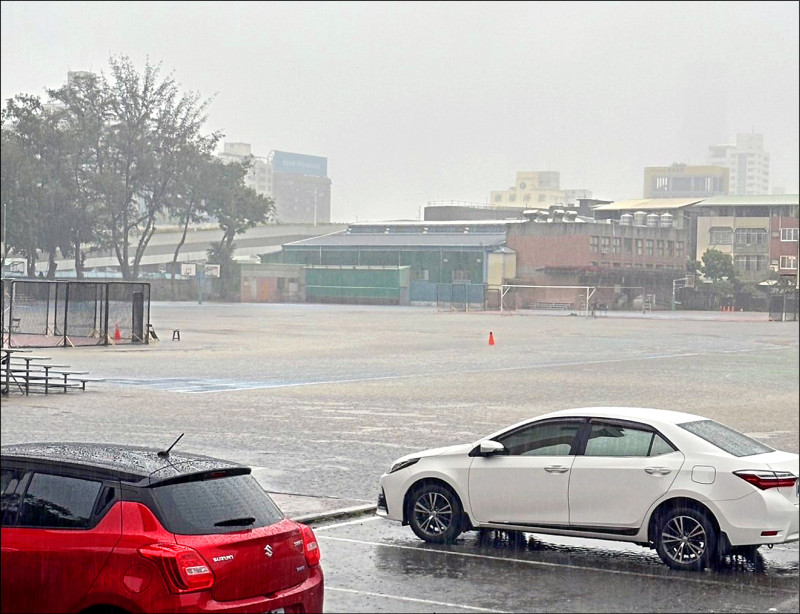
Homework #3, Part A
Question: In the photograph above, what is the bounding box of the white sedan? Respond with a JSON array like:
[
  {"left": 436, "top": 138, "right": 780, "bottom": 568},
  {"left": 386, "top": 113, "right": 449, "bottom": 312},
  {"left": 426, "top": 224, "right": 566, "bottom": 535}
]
[{"left": 377, "top": 407, "right": 799, "bottom": 571}]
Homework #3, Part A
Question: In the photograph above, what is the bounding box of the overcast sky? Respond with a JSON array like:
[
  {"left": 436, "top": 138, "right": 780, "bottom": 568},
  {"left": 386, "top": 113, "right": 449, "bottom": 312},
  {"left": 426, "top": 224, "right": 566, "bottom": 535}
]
[{"left": 2, "top": 1, "right": 798, "bottom": 222}]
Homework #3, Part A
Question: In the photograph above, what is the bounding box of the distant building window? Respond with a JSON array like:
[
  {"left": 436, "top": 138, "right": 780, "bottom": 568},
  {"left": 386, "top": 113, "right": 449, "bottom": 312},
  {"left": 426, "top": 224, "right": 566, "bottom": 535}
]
[
  {"left": 667, "top": 240, "right": 674, "bottom": 257},
  {"left": 600, "top": 237, "right": 611, "bottom": 253},
  {"left": 709, "top": 227, "right": 733, "bottom": 245},
  {"left": 676, "top": 241, "right": 684, "bottom": 257},
  {"left": 624, "top": 238, "right": 633, "bottom": 255},
  {"left": 734, "top": 255, "right": 767, "bottom": 272},
  {"left": 494, "top": 194, "right": 502, "bottom": 202},
  {"left": 451, "top": 270, "right": 469, "bottom": 282},
  {"left": 781, "top": 228, "right": 799, "bottom": 241},
  {"left": 656, "top": 240, "right": 665, "bottom": 257},
  {"left": 523, "top": 193, "right": 531, "bottom": 202},
  {"left": 538, "top": 194, "right": 546, "bottom": 202},
  {"left": 645, "top": 239, "right": 654, "bottom": 256},
  {"left": 734, "top": 228, "right": 767, "bottom": 245},
  {"left": 613, "top": 237, "right": 622, "bottom": 254},
  {"left": 780, "top": 256, "right": 797, "bottom": 270},
  {"left": 590, "top": 236, "right": 599, "bottom": 253},
  {"left": 509, "top": 194, "right": 516, "bottom": 202},
  {"left": 636, "top": 239, "right": 643, "bottom": 256}
]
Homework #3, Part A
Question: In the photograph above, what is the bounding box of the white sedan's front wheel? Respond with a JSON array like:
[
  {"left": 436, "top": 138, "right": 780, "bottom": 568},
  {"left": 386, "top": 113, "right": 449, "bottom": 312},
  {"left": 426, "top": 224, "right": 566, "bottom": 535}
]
[{"left": 408, "top": 483, "right": 462, "bottom": 544}]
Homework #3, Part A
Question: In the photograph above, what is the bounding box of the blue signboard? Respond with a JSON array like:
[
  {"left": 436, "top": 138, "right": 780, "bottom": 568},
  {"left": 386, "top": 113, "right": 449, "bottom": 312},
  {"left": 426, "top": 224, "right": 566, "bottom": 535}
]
[{"left": 270, "top": 151, "right": 327, "bottom": 177}]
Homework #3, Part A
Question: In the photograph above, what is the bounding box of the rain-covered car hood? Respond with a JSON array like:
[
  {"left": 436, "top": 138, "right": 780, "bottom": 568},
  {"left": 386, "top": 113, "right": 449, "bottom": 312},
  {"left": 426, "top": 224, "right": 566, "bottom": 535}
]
[{"left": 390, "top": 443, "right": 474, "bottom": 467}]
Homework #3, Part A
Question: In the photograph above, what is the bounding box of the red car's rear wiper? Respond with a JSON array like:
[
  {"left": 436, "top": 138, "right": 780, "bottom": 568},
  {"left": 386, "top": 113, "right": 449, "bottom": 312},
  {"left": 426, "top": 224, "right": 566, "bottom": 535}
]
[{"left": 214, "top": 516, "right": 256, "bottom": 527}]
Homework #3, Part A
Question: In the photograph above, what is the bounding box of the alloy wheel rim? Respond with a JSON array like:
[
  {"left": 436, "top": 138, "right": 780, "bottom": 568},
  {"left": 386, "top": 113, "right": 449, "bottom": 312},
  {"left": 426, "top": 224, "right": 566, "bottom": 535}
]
[
  {"left": 661, "top": 515, "right": 707, "bottom": 564},
  {"left": 414, "top": 492, "right": 453, "bottom": 536}
]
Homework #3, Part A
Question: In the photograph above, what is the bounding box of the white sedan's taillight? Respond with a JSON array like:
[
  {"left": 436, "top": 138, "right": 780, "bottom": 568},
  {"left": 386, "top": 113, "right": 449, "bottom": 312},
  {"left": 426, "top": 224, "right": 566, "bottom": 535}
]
[{"left": 733, "top": 470, "right": 798, "bottom": 490}]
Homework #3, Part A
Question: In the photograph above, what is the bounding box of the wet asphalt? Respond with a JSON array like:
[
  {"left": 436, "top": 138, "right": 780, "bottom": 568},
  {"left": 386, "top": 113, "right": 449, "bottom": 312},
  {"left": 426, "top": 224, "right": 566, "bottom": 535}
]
[
  {"left": 317, "top": 517, "right": 798, "bottom": 613},
  {"left": 1, "top": 302, "right": 798, "bottom": 612}
]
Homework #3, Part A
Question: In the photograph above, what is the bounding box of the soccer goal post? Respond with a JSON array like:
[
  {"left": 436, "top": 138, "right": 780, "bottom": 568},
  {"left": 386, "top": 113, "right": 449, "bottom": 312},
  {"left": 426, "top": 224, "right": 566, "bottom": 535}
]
[{"left": 500, "top": 284, "right": 596, "bottom": 316}]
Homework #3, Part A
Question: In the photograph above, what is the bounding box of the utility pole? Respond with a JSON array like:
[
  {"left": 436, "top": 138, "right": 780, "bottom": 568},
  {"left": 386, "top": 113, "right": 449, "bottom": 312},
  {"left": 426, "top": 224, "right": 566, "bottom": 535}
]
[
  {"left": 1, "top": 201, "right": 7, "bottom": 277},
  {"left": 197, "top": 264, "right": 205, "bottom": 304}
]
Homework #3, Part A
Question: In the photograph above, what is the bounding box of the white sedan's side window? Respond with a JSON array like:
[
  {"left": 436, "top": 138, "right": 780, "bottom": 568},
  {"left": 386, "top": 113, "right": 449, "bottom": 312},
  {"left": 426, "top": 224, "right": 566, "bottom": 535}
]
[
  {"left": 585, "top": 423, "right": 658, "bottom": 457},
  {"left": 497, "top": 421, "right": 582, "bottom": 456}
]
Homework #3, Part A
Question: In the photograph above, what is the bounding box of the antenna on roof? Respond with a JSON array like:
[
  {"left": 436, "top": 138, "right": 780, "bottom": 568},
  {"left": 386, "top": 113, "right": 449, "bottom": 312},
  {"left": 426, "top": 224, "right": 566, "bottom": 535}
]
[{"left": 158, "top": 433, "right": 184, "bottom": 458}]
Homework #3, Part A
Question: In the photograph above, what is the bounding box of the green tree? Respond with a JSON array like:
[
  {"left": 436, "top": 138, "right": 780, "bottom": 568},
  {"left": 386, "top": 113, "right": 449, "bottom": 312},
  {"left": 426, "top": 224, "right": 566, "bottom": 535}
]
[
  {"left": 166, "top": 143, "right": 220, "bottom": 285},
  {"left": 1, "top": 94, "right": 79, "bottom": 277},
  {"left": 48, "top": 55, "right": 216, "bottom": 279},
  {"left": 700, "top": 249, "right": 736, "bottom": 282},
  {"left": 204, "top": 157, "right": 275, "bottom": 261}
]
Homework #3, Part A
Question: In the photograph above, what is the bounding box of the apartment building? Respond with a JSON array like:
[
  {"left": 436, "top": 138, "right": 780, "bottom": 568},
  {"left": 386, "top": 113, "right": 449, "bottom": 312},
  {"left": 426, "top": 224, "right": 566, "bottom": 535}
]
[
  {"left": 691, "top": 194, "right": 798, "bottom": 281},
  {"left": 707, "top": 133, "right": 770, "bottom": 196}
]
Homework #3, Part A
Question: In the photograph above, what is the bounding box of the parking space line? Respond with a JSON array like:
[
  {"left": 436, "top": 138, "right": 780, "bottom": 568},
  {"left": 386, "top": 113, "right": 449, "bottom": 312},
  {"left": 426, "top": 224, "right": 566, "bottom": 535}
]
[
  {"left": 318, "top": 536, "right": 797, "bottom": 594},
  {"left": 326, "top": 586, "right": 510, "bottom": 613},
  {"left": 314, "top": 516, "right": 381, "bottom": 531}
]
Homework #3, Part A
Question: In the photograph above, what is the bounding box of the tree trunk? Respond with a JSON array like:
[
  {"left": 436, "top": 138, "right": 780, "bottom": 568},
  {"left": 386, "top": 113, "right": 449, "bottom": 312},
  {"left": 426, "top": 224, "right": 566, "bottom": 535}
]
[
  {"left": 74, "top": 240, "right": 84, "bottom": 279},
  {"left": 46, "top": 250, "right": 58, "bottom": 278}
]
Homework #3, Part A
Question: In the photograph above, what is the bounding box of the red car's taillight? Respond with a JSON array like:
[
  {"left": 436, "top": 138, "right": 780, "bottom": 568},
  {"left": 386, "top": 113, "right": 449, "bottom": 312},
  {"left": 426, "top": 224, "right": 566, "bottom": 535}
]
[
  {"left": 734, "top": 470, "right": 798, "bottom": 490},
  {"left": 299, "top": 523, "right": 321, "bottom": 567},
  {"left": 138, "top": 543, "right": 215, "bottom": 593}
]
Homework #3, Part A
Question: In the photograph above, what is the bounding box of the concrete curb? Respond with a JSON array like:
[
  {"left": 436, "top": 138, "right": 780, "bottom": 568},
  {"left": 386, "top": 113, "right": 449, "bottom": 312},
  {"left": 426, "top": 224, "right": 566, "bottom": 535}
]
[{"left": 293, "top": 503, "right": 378, "bottom": 525}]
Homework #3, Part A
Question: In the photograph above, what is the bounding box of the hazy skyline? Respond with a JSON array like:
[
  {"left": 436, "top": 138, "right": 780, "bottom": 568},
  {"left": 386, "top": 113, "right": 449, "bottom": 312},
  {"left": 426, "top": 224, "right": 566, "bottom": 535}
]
[{"left": 2, "top": 1, "right": 798, "bottom": 222}]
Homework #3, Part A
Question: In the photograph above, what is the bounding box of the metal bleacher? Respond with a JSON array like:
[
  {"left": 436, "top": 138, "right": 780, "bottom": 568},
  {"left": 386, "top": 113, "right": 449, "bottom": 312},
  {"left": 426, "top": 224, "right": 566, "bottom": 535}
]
[{"left": 1, "top": 348, "right": 104, "bottom": 396}]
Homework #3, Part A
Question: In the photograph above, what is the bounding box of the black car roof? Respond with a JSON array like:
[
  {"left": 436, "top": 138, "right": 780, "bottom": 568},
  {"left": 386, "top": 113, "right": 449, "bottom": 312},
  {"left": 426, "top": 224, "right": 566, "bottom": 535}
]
[{"left": 0, "top": 442, "right": 246, "bottom": 485}]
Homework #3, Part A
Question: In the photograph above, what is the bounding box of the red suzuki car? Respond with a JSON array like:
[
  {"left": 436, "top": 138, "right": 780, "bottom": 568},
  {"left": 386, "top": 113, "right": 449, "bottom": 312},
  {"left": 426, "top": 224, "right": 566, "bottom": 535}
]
[{"left": 0, "top": 442, "right": 323, "bottom": 613}]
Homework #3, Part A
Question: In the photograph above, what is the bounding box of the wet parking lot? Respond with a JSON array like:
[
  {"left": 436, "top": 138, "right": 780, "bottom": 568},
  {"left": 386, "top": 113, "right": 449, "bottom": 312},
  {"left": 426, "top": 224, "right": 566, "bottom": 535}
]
[
  {"left": 2, "top": 302, "right": 798, "bottom": 612},
  {"left": 317, "top": 516, "right": 799, "bottom": 613}
]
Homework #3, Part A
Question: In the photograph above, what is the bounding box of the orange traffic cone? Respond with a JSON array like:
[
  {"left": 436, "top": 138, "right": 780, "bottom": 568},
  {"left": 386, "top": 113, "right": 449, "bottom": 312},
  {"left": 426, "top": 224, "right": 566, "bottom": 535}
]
[
  {"left": 488, "top": 331, "right": 495, "bottom": 346},
  {"left": 114, "top": 325, "right": 121, "bottom": 341}
]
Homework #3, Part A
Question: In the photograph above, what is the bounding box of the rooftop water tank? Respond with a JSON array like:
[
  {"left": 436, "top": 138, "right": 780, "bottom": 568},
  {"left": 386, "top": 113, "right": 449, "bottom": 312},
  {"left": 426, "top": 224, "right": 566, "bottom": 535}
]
[
  {"left": 633, "top": 211, "right": 647, "bottom": 226},
  {"left": 660, "top": 212, "right": 674, "bottom": 228},
  {"left": 620, "top": 213, "right": 633, "bottom": 226},
  {"left": 646, "top": 213, "right": 660, "bottom": 228}
]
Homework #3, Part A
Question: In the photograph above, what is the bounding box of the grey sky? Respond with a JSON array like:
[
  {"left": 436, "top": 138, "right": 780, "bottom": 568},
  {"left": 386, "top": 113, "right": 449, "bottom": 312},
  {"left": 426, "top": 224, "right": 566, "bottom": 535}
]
[{"left": 2, "top": 1, "right": 798, "bottom": 222}]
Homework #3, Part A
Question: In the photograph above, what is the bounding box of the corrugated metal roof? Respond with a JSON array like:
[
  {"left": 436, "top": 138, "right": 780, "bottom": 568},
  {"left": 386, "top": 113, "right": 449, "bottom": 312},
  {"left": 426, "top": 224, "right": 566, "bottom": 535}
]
[
  {"left": 592, "top": 198, "right": 703, "bottom": 211},
  {"left": 691, "top": 194, "right": 799, "bottom": 207},
  {"left": 284, "top": 232, "right": 507, "bottom": 249}
]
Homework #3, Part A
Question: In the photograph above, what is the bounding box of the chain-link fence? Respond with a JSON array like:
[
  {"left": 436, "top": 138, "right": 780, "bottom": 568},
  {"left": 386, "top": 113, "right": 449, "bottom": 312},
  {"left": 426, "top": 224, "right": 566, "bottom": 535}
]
[
  {"left": 768, "top": 291, "right": 799, "bottom": 322},
  {"left": 436, "top": 283, "right": 487, "bottom": 311},
  {"left": 1, "top": 279, "right": 151, "bottom": 348}
]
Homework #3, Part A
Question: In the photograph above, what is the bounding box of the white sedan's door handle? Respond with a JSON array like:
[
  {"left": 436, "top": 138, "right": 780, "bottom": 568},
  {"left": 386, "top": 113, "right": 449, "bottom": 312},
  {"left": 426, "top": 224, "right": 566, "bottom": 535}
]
[
  {"left": 644, "top": 467, "right": 672, "bottom": 475},
  {"left": 545, "top": 465, "right": 570, "bottom": 473}
]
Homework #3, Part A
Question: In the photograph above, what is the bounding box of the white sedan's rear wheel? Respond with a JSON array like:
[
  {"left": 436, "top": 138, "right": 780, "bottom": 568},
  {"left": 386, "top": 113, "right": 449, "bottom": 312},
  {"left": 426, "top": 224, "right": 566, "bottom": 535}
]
[{"left": 655, "top": 506, "right": 717, "bottom": 571}]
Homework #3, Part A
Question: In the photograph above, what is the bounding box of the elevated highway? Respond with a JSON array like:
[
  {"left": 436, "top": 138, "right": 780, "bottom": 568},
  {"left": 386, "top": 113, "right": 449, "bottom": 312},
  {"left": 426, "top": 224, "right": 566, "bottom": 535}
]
[{"left": 47, "top": 223, "right": 347, "bottom": 274}]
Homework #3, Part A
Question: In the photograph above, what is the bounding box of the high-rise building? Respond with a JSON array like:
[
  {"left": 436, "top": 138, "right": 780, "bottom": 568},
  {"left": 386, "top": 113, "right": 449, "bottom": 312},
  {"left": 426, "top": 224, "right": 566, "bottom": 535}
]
[
  {"left": 643, "top": 164, "right": 729, "bottom": 199},
  {"left": 217, "top": 142, "right": 273, "bottom": 197},
  {"left": 268, "top": 151, "right": 331, "bottom": 225},
  {"left": 707, "top": 133, "right": 770, "bottom": 196},
  {"left": 216, "top": 144, "right": 332, "bottom": 224}
]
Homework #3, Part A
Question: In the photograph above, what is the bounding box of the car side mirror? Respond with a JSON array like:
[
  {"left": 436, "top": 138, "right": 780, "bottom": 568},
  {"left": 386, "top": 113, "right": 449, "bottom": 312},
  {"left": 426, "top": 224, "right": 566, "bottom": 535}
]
[{"left": 479, "top": 440, "right": 505, "bottom": 456}]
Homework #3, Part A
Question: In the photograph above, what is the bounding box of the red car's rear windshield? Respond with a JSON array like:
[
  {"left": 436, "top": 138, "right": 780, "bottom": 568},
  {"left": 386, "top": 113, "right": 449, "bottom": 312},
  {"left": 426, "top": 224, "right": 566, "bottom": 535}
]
[
  {"left": 150, "top": 473, "right": 283, "bottom": 535},
  {"left": 679, "top": 419, "right": 774, "bottom": 457}
]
